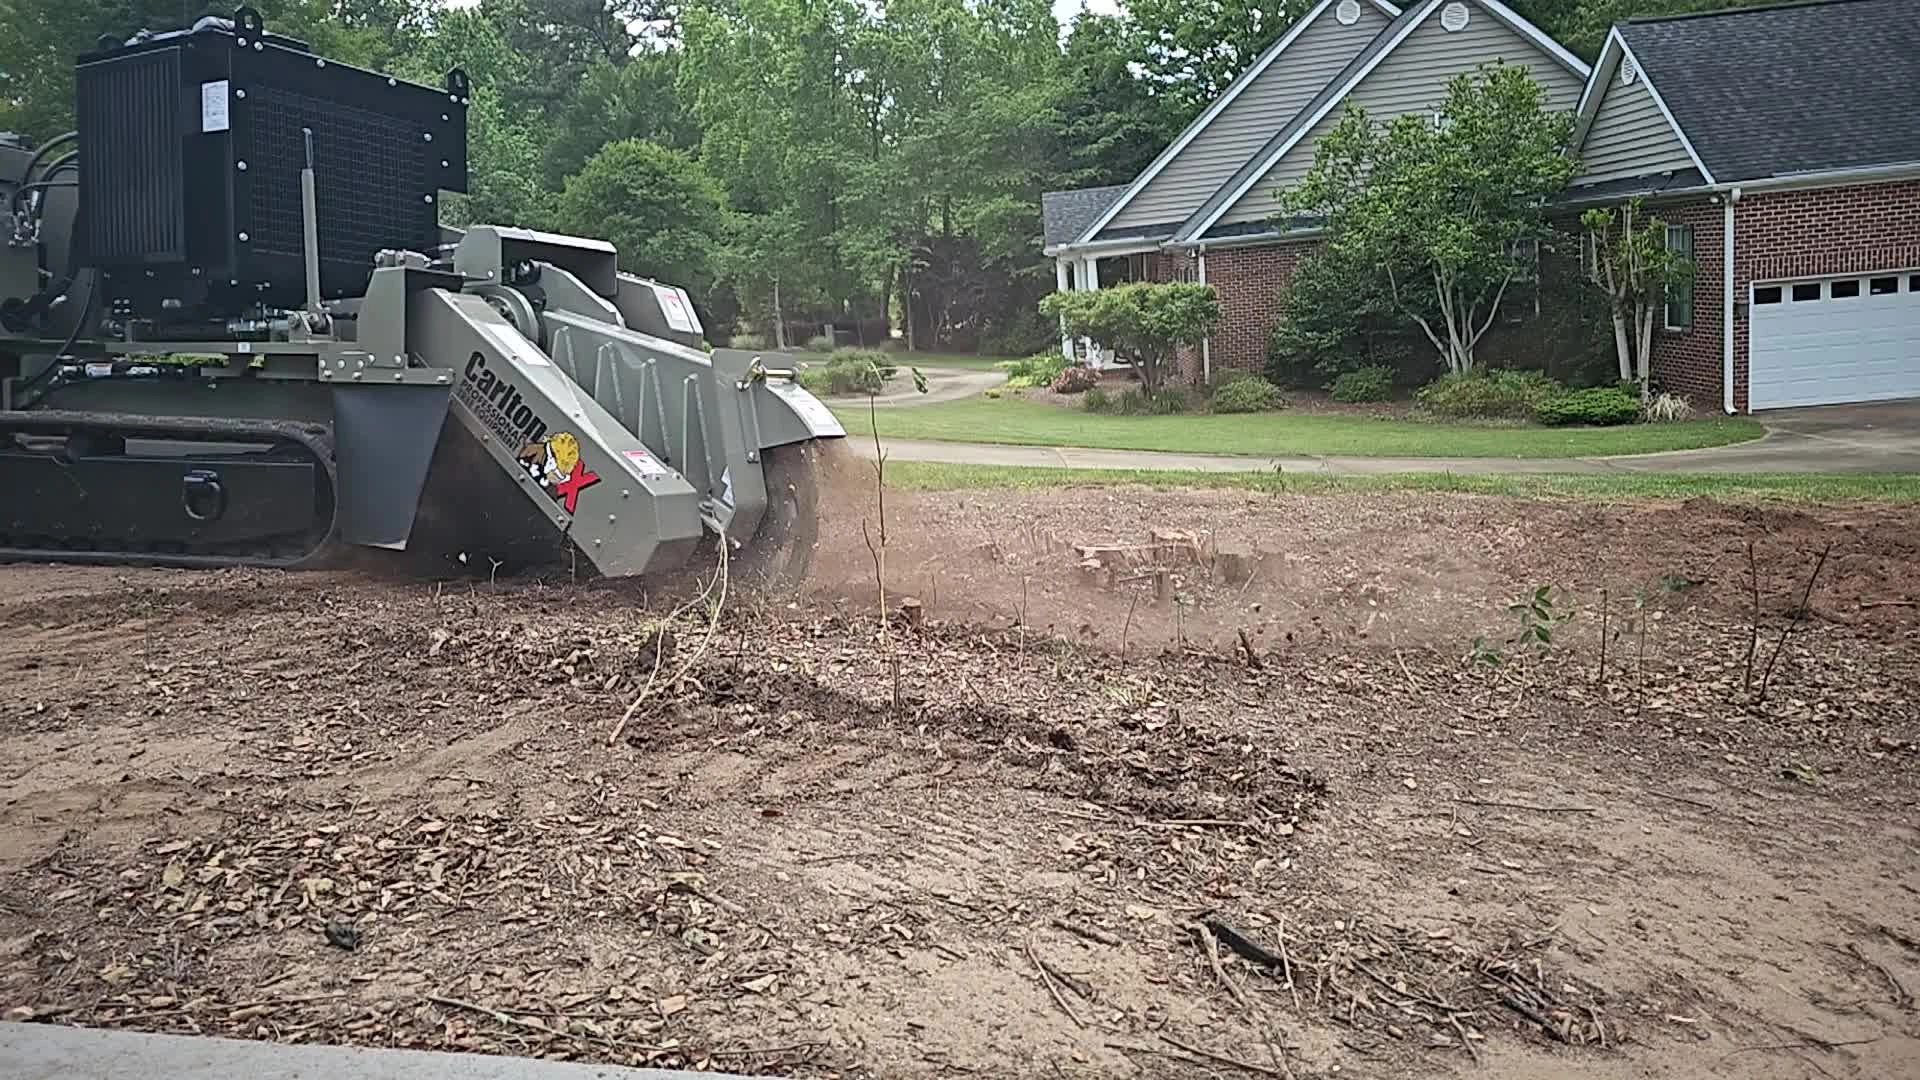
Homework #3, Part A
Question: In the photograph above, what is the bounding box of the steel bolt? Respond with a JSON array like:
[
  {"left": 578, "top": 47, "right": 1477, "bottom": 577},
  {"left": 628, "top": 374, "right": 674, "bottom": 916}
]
[
  {"left": 236, "top": 160, "right": 247, "bottom": 171},
  {"left": 352, "top": 372, "right": 362, "bottom": 381},
  {"left": 393, "top": 373, "right": 403, "bottom": 382},
  {"left": 237, "top": 232, "right": 249, "bottom": 242},
  {"left": 235, "top": 89, "right": 246, "bottom": 99},
  {"left": 423, "top": 132, "right": 433, "bottom": 143},
  {"left": 316, "top": 59, "right": 326, "bottom": 67}
]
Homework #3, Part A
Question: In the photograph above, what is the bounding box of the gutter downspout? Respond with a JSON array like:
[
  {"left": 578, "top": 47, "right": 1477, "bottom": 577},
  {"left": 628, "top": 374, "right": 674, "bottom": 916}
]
[
  {"left": 1197, "top": 247, "right": 1212, "bottom": 384},
  {"left": 1723, "top": 187, "right": 1740, "bottom": 414}
]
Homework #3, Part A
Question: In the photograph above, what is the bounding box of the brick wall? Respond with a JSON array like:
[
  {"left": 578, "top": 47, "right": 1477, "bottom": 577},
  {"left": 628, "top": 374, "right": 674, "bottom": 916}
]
[
  {"left": 1622, "top": 178, "right": 1920, "bottom": 413},
  {"left": 1645, "top": 199, "right": 1726, "bottom": 410},
  {"left": 1200, "top": 241, "right": 1319, "bottom": 377},
  {"left": 1730, "top": 178, "right": 1920, "bottom": 412}
]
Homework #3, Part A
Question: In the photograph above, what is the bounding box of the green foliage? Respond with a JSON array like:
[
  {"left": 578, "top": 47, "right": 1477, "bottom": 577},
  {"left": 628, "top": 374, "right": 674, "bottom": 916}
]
[
  {"left": 1050, "top": 364, "right": 1100, "bottom": 394},
  {"left": 827, "top": 347, "right": 896, "bottom": 379},
  {"left": 1210, "top": 377, "right": 1287, "bottom": 414},
  {"left": 1508, "top": 585, "right": 1573, "bottom": 653},
  {"left": 730, "top": 333, "right": 768, "bottom": 349},
  {"left": 1123, "top": 0, "right": 1315, "bottom": 116},
  {"left": 1265, "top": 246, "right": 1422, "bottom": 387},
  {"left": 803, "top": 335, "right": 835, "bottom": 353},
  {"left": 797, "top": 349, "right": 895, "bottom": 396},
  {"left": 1083, "top": 386, "right": 1187, "bottom": 415},
  {"left": 1040, "top": 283, "right": 1220, "bottom": 393},
  {"left": 1330, "top": 367, "right": 1396, "bottom": 403},
  {"left": 999, "top": 353, "right": 1069, "bottom": 389},
  {"left": 1285, "top": 65, "right": 1577, "bottom": 376},
  {"left": 552, "top": 140, "right": 729, "bottom": 294},
  {"left": 1535, "top": 386, "right": 1642, "bottom": 426},
  {"left": 1416, "top": 370, "right": 1563, "bottom": 420}
]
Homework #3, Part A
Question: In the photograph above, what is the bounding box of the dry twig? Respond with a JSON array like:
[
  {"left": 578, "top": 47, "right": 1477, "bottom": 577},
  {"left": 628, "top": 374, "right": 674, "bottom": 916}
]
[
  {"left": 1455, "top": 797, "right": 1598, "bottom": 815},
  {"left": 1026, "top": 941, "right": 1083, "bottom": 1028},
  {"left": 1758, "top": 542, "right": 1832, "bottom": 702},
  {"left": 1196, "top": 923, "right": 1250, "bottom": 1010},
  {"left": 1159, "top": 1034, "right": 1287, "bottom": 1078}
]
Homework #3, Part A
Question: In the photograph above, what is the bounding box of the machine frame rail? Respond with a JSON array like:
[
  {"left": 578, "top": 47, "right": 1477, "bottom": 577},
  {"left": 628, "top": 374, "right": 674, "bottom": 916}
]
[{"left": 0, "top": 409, "right": 338, "bottom": 569}]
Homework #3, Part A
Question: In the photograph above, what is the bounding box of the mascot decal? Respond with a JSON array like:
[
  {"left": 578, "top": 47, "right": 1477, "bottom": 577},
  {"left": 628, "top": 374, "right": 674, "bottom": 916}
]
[{"left": 517, "top": 431, "right": 600, "bottom": 514}]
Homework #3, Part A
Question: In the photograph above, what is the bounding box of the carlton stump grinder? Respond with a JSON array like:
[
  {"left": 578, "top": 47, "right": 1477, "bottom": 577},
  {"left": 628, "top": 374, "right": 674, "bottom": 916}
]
[{"left": 0, "top": 8, "right": 845, "bottom": 583}]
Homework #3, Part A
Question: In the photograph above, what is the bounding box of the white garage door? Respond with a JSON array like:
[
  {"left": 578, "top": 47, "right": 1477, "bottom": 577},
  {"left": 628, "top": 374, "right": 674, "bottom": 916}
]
[{"left": 1748, "top": 272, "right": 1920, "bottom": 410}]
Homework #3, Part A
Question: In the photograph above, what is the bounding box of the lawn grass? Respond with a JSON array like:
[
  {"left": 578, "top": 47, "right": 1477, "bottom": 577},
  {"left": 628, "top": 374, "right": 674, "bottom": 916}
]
[
  {"left": 886, "top": 462, "right": 1920, "bottom": 503},
  {"left": 834, "top": 396, "right": 1764, "bottom": 458},
  {"left": 895, "top": 352, "right": 1020, "bottom": 371}
]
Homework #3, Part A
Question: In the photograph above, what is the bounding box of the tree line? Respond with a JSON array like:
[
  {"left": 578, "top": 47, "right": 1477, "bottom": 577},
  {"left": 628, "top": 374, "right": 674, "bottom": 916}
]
[{"left": 0, "top": 0, "right": 1759, "bottom": 351}]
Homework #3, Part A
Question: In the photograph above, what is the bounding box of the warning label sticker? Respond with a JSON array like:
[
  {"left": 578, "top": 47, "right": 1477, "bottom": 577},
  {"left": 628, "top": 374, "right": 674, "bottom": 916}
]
[{"left": 623, "top": 448, "right": 669, "bottom": 479}]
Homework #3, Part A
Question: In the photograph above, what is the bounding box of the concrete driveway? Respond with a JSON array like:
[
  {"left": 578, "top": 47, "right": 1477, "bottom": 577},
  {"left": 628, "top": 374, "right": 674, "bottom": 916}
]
[{"left": 1618, "top": 399, "right": 1920, "bottom": 473}]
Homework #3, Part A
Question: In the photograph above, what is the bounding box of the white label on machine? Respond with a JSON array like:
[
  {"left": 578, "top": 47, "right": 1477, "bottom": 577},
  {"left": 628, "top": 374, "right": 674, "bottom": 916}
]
[
  {"left": 622, "top": 448, "right": 668, "bottom": 479},
  {"left": 767, "top": 380, "right": 845, "bottom": 436},
  {"left": 651, "top": 283, "right": 699, "bottom": 334},
  {"left": 200, "top": 81, "right": 231, "bottom": 133}
]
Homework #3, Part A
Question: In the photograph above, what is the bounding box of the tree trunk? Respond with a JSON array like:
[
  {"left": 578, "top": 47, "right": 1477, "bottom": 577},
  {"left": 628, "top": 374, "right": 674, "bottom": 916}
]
[
  {"left": 772, "top": 277, "right": 787, "bottom": 350},
  {"left": 903, "top": 260, "right": 916, "bottom": 352},
  {"left": 1636, "top": 304, "right": 1655, "bottom": 397},
  {"left": 1611, "top": 311, "right": 1632, "bottom": 383}
]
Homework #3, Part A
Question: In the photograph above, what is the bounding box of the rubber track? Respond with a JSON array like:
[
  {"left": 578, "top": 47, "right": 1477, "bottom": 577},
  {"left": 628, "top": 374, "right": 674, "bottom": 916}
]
[{"left": 0, "top": 409, "right": 344, "bottom": 570}]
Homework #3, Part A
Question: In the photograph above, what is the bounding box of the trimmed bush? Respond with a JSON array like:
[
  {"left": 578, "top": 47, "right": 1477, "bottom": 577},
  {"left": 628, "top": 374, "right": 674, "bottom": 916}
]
[
  {"left": 1210, "top": 377, "right": 1286, "bottom": 414},
  {"left": 827, "top": 347, "right": 895, "bottom": 378},
  {"left": 803, "top": 334, "right": 834, "bottom": 353},
  {"left": 1536, "top": 385, "right": 1641, "bottom": 426},
  {"left": 1051, "top": 364, "right": 1099, "bottom": 394},
  {"left": 797, "top": 361, "right": 880, "bottom": 396},
  {"left": 1082, "top": 386, "right": 1114, "bottom": 413},
  {"left": 730, "top": 333, "right": 767, "bottom": 349},
  {"left": 1330, "top": 366, "right": 1395, "bottom": 403},
  {"left": 998, "top": 352, "right": 1069, "bottom": 389},
  {"left": 1416, "top": 369, "right": 1563, "bottom": 420}
]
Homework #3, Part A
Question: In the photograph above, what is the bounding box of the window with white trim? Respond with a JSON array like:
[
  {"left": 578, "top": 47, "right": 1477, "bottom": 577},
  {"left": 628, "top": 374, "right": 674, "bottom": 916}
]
[{"left": 1664, "top": 224, "right": 1693, "bottom": 330}]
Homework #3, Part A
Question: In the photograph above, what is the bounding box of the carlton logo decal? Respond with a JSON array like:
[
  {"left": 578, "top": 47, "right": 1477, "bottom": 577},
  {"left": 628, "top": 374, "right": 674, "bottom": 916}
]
[{"left": 459, "top": 351, "right": 548, "bottom": 449}]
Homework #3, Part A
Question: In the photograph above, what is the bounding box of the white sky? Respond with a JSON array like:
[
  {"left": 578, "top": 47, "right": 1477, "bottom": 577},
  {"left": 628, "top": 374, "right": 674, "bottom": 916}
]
[{"left": 1055, "top": 0, "right": 1122, "bottom": 26}]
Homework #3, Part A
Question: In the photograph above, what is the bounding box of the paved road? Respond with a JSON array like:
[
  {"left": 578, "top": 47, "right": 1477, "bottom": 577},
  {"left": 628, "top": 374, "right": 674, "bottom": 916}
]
[
  {"left": 822, "top": 365, "right": 1006, "bottom": 407},
  {"left": 0, "top": 1023, "right": 769, "bottom": 1080},
  {"left": 847, "top": 400, "right": 1920, "bottom": 474}
]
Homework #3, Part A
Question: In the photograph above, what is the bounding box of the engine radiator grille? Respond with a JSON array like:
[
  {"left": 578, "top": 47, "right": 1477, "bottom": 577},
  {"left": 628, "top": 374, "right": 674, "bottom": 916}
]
[{"left": 77, "top": 48, "right": 185, "bottom": 263}]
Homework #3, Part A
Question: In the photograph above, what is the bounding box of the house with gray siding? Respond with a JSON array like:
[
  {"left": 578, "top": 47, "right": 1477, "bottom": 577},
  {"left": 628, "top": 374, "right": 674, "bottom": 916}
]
[
  {"left": 1044, "top": 0, "right": 1920, "bottom": 414},
  {"left": 1561, "top": 0, "right": 1920, "bottom": 413},
  {"left": 1042, "top": 0, "right": 1588, "bottom": 378}
]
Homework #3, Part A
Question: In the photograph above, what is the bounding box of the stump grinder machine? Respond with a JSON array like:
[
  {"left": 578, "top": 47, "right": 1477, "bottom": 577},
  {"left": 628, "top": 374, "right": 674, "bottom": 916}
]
[{"left": 0, "top": 8, "right": 844, "bottom": 582}]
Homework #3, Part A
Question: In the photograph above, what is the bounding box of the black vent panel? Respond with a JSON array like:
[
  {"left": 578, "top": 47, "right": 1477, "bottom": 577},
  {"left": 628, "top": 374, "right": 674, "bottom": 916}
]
[
  {"left": 245, "top": 84, "right": 434, "bottom": 269},
  {"left": 70, "top": 20, "right": 467, "bottom": 317},
  {"left": 76, "top": 48, "right": 185, "bottom": 262}
]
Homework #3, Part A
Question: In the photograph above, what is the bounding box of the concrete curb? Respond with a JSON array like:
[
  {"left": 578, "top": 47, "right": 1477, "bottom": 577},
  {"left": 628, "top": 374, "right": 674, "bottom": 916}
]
[{"left": 0, "top": 1023, "right": 772, "bottom": 1080}]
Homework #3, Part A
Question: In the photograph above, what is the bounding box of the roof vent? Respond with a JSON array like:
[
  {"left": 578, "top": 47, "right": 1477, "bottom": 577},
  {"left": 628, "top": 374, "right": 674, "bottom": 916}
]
[
  {"left": 1621, "top": 57, "right": 1638, "bottom": 85},
  {"left": 1336, "top": 0, "right": 1362, "bottom": 24},
  {"left": 1440, "top": 1, "right": 1470, "bottom": 32}
]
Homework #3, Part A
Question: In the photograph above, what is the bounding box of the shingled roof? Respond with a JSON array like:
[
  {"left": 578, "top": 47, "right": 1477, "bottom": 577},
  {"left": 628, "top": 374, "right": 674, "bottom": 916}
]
[
  {"left": 1040, "top": 186, "right": 1127, "bottom": 249},
  {"left": 1618, "top": 0, "right": 1920, "bottom": 183}
]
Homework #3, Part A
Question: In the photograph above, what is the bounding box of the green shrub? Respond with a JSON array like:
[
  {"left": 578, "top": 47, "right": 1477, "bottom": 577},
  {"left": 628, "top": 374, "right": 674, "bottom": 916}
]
[
  {"left": 1082, "top": 386, "right": 1114, "bottom": 413},
  {"left": 827, "top": 347, "right": 895, "bottom": 379},
  {"left": 1416, "top": 369, "right": 1563, "bottom": 420},
  {"left": 1329, "top": 366, "right": 1395, "bottom": 403},
  {"left": 999, "top": 352, "right": 1068, "bottom": 389},
  {"left": 1051, "top": 364, "right": 1099, "bottom": 394},
  {"left": 803, "top": 334, "right": 834, "bottom": 353},
  {"left": 1104, "top": 387, "right": 1189, "bottom": 415},
  {"left": 730, "top": 333, "right": 767, "bottom": 350},
  {"left": 1210, "top": 377, "right": 1286, "bottom": 414},
  {"left": 1535, "top": 385, "right": 1641, "bottom": 426},
  {"left": 796, "top": 349, "right": 895, "bottom": 396},
  {"left": 1213, "top": 369, "right": 1265, "bottom": 387}
]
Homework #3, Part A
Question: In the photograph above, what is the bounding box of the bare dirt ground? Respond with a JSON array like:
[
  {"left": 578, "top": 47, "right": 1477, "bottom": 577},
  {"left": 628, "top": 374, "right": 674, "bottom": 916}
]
[{"left": 3, "top": 477, "right": 1918, "bottom": 1080}]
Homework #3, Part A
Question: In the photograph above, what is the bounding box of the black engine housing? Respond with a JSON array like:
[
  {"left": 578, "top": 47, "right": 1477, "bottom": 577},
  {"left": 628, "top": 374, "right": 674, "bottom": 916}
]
[{"left": 74, "top": 6, "right": 469, "bottom": 320}]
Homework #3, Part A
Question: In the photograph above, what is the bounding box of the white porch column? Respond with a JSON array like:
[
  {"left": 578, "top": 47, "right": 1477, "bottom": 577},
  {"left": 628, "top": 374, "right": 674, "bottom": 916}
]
[
  {"left": 1055, "top": 256, "right": 1073, "bottom": 362},
  {"left": 1080, "top": 255, "right": 1101, "bottom": 369}
]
